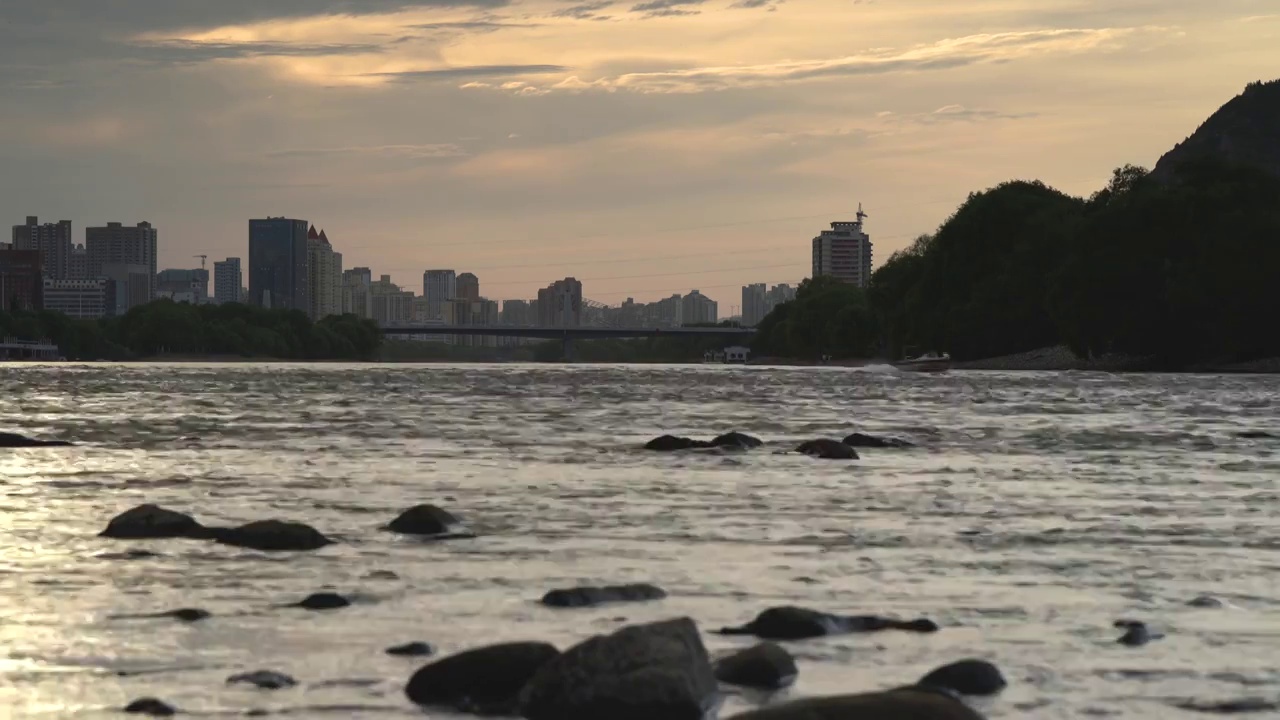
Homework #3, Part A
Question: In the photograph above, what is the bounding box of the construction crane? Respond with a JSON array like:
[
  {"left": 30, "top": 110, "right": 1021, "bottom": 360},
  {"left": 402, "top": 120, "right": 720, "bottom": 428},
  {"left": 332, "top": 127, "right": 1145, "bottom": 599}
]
[{"left": 193, "top": 254, "right": 207, "bottom": 269}]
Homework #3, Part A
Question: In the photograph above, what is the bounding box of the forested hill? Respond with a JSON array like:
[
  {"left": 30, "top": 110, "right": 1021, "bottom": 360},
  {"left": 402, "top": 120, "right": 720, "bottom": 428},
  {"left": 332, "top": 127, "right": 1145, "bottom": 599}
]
[{"left": 1153, "top": 79, "right": 1280, "bottom": 181}]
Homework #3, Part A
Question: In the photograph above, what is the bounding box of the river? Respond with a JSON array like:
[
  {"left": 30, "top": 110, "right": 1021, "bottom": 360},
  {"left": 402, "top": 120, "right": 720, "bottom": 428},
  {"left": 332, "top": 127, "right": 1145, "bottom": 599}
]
[{"left": 0, "top": 363, "right": 1277, "bottom": 718}]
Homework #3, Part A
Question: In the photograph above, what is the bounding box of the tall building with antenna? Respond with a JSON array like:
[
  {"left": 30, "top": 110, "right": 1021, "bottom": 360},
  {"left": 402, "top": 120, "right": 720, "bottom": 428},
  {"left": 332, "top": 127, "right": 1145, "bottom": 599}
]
[{"left": 811, "top": 204, "right": 873, "bottom": 288}]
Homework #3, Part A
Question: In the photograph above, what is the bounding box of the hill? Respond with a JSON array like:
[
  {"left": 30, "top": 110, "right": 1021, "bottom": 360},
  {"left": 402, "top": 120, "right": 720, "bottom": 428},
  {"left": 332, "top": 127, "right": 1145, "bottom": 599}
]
[{"left": 1152, "top": 79, "right": 1280, "bottom": 180}]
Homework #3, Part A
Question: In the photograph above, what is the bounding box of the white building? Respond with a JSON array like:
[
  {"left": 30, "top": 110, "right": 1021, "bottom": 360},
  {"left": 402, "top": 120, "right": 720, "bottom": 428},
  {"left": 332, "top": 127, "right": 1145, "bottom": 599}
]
[
  {"left": 681, "top": 289, "right": 718, "bottom": 326},
  {"left": 812, "top": 205, "right": 874, "bottom": 288},
  {"left": 43, "top": 278, "right": 106, "bottom": 319},
  {"left": 214, "top": 257, "right": 242, "bottom": 304},
  {"left": 307, "top": 226, "right": 343, "bottom": 320},
  {"left": 423, "top": 269, "right": 456, "bottom": 321},
  {"left": 371, "top": 274, "right": 413, "bottom": 326}
]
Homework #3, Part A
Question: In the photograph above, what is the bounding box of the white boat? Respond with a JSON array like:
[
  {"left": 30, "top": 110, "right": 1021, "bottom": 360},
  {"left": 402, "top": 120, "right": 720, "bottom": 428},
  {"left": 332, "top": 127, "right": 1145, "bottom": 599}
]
[{"left": 893, "top": 351, "right": 951, "bottom": 372}]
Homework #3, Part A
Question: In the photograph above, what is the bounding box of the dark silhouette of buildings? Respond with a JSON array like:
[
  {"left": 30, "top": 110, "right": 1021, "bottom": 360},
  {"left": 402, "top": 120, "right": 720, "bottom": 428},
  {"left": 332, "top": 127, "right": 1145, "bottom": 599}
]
[{"left": 0, "top": 249, "right": 44, "bottom": 311}]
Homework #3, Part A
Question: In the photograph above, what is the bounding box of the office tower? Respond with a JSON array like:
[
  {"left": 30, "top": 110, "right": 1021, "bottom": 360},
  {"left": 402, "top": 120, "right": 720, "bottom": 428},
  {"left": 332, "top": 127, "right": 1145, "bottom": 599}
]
[
  {"left": 306, "top": 226, "right": 342, "bottom": 320},
  {"left": 214, "top": 258, "right": 242, "bottom": 304},
  {"left": 811, "top": 205, "right": 874, "bottom": 288},
  {"left": 86, "top": 221, "right": 158, "bottom": 299},
  {"left": 11, "top": 216, "right": 72, "bottom": 279},
  {"left": 248, "top": 217, "right": 309, "bottom": 311},
  {"left": 423, "top": 269, "right": 456, "bottom": 320},
  {"left": 456, "top": 272, "right": 479, "bottom": 301},
  {"left": 42, "top": 279, "right": 106, "bottom": 318}
]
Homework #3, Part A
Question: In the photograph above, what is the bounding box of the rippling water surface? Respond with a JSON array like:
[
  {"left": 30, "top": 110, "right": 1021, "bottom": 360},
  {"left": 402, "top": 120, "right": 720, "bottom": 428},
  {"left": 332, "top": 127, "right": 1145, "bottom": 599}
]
[{"left": 1, "top": 363, "right": 1278, "bottom": 719}]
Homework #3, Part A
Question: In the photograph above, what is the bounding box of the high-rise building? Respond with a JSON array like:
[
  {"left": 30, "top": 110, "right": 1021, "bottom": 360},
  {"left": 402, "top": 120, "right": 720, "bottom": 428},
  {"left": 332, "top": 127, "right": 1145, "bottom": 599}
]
[
  {"left": 537, "top": 277, "right": 583, "bottom": 327},
  {"left": 68, "top": 244, "right": 87, "bottom": 280},
  {"left": 102, "top": 263, "right": 152, "bottom": 316},
  {"left": 11, "top": 216, "right": 73, "bottom": 280},
  {"left": 766, "top": 283, "right": 796, "bottom": 309},
  {"left": 86, "top": 221, "right": 158, "bottom": 298},
  {"left": 42, "top": 279, "right": 106, "bottom": 318},
  {"left": 156, "top": 268, "right": 210, "bottom": 303},
  {"left": 423, "top": 269, "right": 456, "bottom": 320},
  {"left": 342, "top": 267, "right": 373, "bottom": 318},
  {"left": 248, "top": 217, "right": 309, "bottom": 311},
  {"left": 456, "top": 272, "right": 479, "bottom": 301},
  {"left": 371, "top": 274, "right": 413, "bottom": 326},
  {"left": 741, "top": 283, "right": 767, "bottom": 326},
  {"left": 501, "top": 299, "right": 532, "bottom": 326},
  {"left": 0, "top": 249, "right": 44, "bottom": 311},
  {"left": 811, "top": 206, "right": 873, "bottom": 288},
  {"left": 681, "top": 289, "right": 718, "bottom": 326},
  {"left": 306, "top": 226, "right": 343, "bottom": 320},
  {"left": 214, "top": 258, "right": 242, "bottom": 304}
]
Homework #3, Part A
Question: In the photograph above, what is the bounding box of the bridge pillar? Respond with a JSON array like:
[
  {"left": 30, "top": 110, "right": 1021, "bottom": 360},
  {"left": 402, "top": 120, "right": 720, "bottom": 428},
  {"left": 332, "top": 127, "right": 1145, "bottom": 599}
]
[{"left": 561, "top": 335, "right": 573, "bottom": 362}]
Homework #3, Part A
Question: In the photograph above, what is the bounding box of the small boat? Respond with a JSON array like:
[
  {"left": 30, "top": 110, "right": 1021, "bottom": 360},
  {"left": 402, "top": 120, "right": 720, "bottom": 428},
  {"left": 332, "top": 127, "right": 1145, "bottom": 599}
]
[{"left": 893, "top": 351, "right": 951, "bottom": 372}]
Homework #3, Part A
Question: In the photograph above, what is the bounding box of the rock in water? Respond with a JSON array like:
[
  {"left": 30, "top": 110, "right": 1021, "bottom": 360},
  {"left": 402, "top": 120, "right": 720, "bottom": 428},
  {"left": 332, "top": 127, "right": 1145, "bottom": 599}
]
[
  {"left": 99, "top": 504, "right": 208, "bottom": 539},
  {"left": 293, "top": 592, "right": 351, "bottom": 610},
  {"left": 165, "top": 608, "right": 211, "bottom": 622},
  {"left": 383, "top": 504, "right": 475, "bottom": 538},
  {"left": 919, "top": 659, "right": 1007, "bottom": 696},
  {"left": 717, "top": 606, "right": 938, "bottom": 640},
  {"left": 227, "top": 670, "right": 298, "bottom": 690},
  {"left": 405, "top": 641, "right": 560, "bottom": 712},
  {"left": 729, "top": 686, "right": 987, "bottom": 719},
  {"left": 386, "top": 641, "right": 435, "bottom": 657},
  {"left": 713, "top": 642, "right": 797, "bottom": 690},
  {"left": 211, "top": 519, "right": 332, "bottom": 551},
  {"left": 644, "top": 435, "right": 712, "bottom": 451},
  {"left": 123, "top": 698, "right": 177, "bottom": 716},
  {"left": 519, "top": 617, "right": 719, "bottom": 720},
  {"left": 541, "top": 583, "right": 668, "bottom": 608},
  {"left": 1116, "top": 620, "right": 1163, "bottom": 646},
  {"left": 0, "top": 431, "right": 73, "bottom": 447},
  {"left": 794, "top": 439, "right": 859, "bottom": 460},
  {"left": 710, "top": 432, "right": 764, "bottom": 449},
  {"left": 841, "top": 432, "right": 914, "bottom": 449}
]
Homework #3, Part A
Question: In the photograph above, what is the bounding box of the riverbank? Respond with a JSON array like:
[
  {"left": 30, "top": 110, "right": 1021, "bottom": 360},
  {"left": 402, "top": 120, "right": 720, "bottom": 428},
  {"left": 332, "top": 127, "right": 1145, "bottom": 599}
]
[{"left": 954, "top": 345, "right": 1280, "bottom": 374}]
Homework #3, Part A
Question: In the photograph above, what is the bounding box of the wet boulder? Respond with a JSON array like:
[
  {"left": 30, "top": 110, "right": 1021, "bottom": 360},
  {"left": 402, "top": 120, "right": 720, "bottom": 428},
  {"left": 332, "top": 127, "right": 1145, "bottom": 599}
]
[
  {"left": 164, "top": 608, "right": 211, "bottom": 622},
  {"left": 795, "top": 439, "right": 859, "bottom": 460},
  {"left": 716, "top": 606, "right": 938, "bottom": 640},
  {"left": 227, "top": 670, "right": 298, "bottom": 690},
  {"left": 99, "top": 504, "right": 208, "bottom": 540},
  {"left": 0, "top": 431, "right": 73, "bottom": 447},
  {"left": 383, "top": 504, "right": 475, "bottom": 538},
  {"left": 541, "top": 583, "right": 668, "bottom": 608},
  {"left": 919, "top": 659, "right": 1007, "bottom": 696},
  {"left": 386, "top": 641, "right": 435, "bottom": 657},
  {"left": 406, "top": 641, "right": 560, "bottom": 713},
  {"left": 211, "top": 519, "right": 332, "bottom": 551},
  {"left": 841, "top": 432, "right": 914, "bottom": 449},
  {"left": 713, "top": 642, "right": 797, "bottom": 690},
  {"left": 729, "top": 686, "right": 986, "bottom": 719},
  {"left": 644, "top": 435, "right": 713, "bottom": 451},
  {"left": 710, "top": 432, "right": 764, "bottom": 449},
  {"left": 1116, "top": 620, "right": 1163, "bottom": 646},
  {"left": 519, "top": 617, "right": 718, "bottom": 720},
  {"left": 292, "top": 592, "right": 351, "bottom": 610},
  {"left": 124, "top": 698, "right": 177, "bottom": 716},
  {"left": 1187, "top": 595, "right": 1226, "bottom": 608}
]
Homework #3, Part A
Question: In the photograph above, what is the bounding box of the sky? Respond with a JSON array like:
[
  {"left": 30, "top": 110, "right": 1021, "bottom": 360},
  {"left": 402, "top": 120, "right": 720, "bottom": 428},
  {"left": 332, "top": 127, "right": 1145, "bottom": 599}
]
[{"left": 1, "top": 1, "right": 1277, "bottom": 312}]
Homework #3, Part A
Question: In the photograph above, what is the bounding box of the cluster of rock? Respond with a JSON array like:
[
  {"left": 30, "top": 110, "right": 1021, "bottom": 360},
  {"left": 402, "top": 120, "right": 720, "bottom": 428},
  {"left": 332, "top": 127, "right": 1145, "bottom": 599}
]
[
  {"left": 0, "top": 431, "right": 73, "bottom": 447},
  {"left": 98, "top": 502, "right": 474, "bottom": 551},
  {"left": 644, "top": 431, "right": 915, "bottom": 460}
]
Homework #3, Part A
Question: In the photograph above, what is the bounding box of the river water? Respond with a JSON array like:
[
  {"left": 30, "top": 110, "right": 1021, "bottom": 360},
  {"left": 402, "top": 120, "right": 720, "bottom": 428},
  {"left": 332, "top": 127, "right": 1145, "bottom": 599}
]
[{"left": 0, "top": 363, "right": 1277, "bottom": 719}]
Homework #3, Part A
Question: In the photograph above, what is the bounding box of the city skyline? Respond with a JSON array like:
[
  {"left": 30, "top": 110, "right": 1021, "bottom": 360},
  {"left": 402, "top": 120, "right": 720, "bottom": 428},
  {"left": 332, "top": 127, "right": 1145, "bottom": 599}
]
[{"left": 2, "top": 3, "right": 1277, "bottom": 308}]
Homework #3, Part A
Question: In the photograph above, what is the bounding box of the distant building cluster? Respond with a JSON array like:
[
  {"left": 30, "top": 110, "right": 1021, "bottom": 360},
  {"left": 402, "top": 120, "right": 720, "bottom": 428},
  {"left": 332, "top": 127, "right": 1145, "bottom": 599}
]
[{"left": 1, "top": 205, "right": 877, "bottom": 333}]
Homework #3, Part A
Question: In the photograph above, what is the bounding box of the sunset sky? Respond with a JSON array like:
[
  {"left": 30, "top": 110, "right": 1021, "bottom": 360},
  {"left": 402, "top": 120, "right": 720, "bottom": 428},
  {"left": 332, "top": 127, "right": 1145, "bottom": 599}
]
[{"left": 2, "top": 1, "right": 1276, "bottom": 309}]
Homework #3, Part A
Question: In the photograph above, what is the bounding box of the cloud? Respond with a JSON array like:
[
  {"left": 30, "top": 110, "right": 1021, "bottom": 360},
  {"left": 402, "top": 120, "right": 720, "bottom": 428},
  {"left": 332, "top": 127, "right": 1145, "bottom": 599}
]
[
  {"left": 268, "top": 144, "right": 468, "bottom": 159},
  {"left": 363, "top": 64, "right": 569, "bottom": 82},
  {"left": 629, "top": 0, "right": 708, "bottom": 18},
  {"left": 408, "top": 20, "right": 543, "bottom": 32},
  {"left": 730, "top": 0, "right": 783, "bottom": 9},
  {"left": 552, "top": 0, "right": 616, "bottom": 19},
  {"left": 124, "top": 39, "right": 386, "bottom": 63},
  {"left": 469, "top": 26, "right": 1168, "bottom": 94}
]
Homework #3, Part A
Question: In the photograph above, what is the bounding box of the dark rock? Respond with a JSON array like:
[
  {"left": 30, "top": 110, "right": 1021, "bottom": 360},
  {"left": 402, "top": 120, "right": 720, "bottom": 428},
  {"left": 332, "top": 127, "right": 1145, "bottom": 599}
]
[
  {"left": 716, "top": 606, "right": 938, "bottom": 640},
  {"left": 1188, "top": 595, "right": 1227, "bottom": 608},
  {"left": 124, "top": 697, "right": 177, "bottom": 716},
  {"left": 383, "top": 504, "right": 474, "bottom": 538},
  {"left": 919, "top": 659, "right": 1007, "bottom": 696},
  {"left": 519, "top": 617, "right": 718, "bottom": 720},
  {"left": 1174, "top": 697, "right": 1280, "bottom": 714},
  {"left": 293, "top": 592, "right": 351, "bottom": 610},
  {"left": 96, "top": 549, "right": 164, "bottom": 560},
  {"left": 728, "top": 686, "right": 987, "bottom": 719},
  {"left": 1116, "top": 620, "right": 1163, "bottom": 646},
  {"left": 405, "top": 641, "right": 560, "bottom": 712},
  {"left": 795, "top": 439, "right": 859, "bottom": 460},
  {"left": 386, "top": 641, "right": 435, "bottom": 657},
  {"left": 99, "top": 504, "right": 208, "bottom": 540},
  {"left": 364, "top": 569, "right": 399, "bottom": 580},
  {"left": 211, "top": 519, "right": 332, "bottom": 551},
  {"left": 1236, "top": 430, "right": 1274, "bottom": 439},
  {"left": 713, "top": 642, "right": 797, "bottom": 690},
  {"left": 710, "top": 432, "right": 764, "bottom": 449},
  {"left": 841, "top": 432, "right": 914, "bottom": 449},
  {"left": 0, "top": 431, "right": 73, "bottom": 447},
  {"left": 541, "top": 583, "right": 667, "bottom": 608},
  {"left": 227, "top": 669, "right": 298, "bottom": 689},
  {"left": 644, "top": 435, "right": 713, "bottom": 451},
  {"left": 165, "top": 608, "right": 211, "bottom": 622}
]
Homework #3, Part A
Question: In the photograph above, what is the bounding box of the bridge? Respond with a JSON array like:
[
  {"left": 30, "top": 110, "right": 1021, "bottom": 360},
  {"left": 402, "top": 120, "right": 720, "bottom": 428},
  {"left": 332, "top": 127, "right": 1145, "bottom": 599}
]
[{"left": 380, "top": 324, "right": 756, "bottom": 358}]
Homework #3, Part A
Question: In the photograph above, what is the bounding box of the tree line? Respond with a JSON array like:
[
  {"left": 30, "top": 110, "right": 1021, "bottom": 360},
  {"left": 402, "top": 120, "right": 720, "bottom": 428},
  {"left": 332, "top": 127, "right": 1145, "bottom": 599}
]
[
  {"left": 0, "top": 300, "right": 383, "bottom": 361},
  {"left": 753, "top": 159, "right": 1280, "bottom": 367}
]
